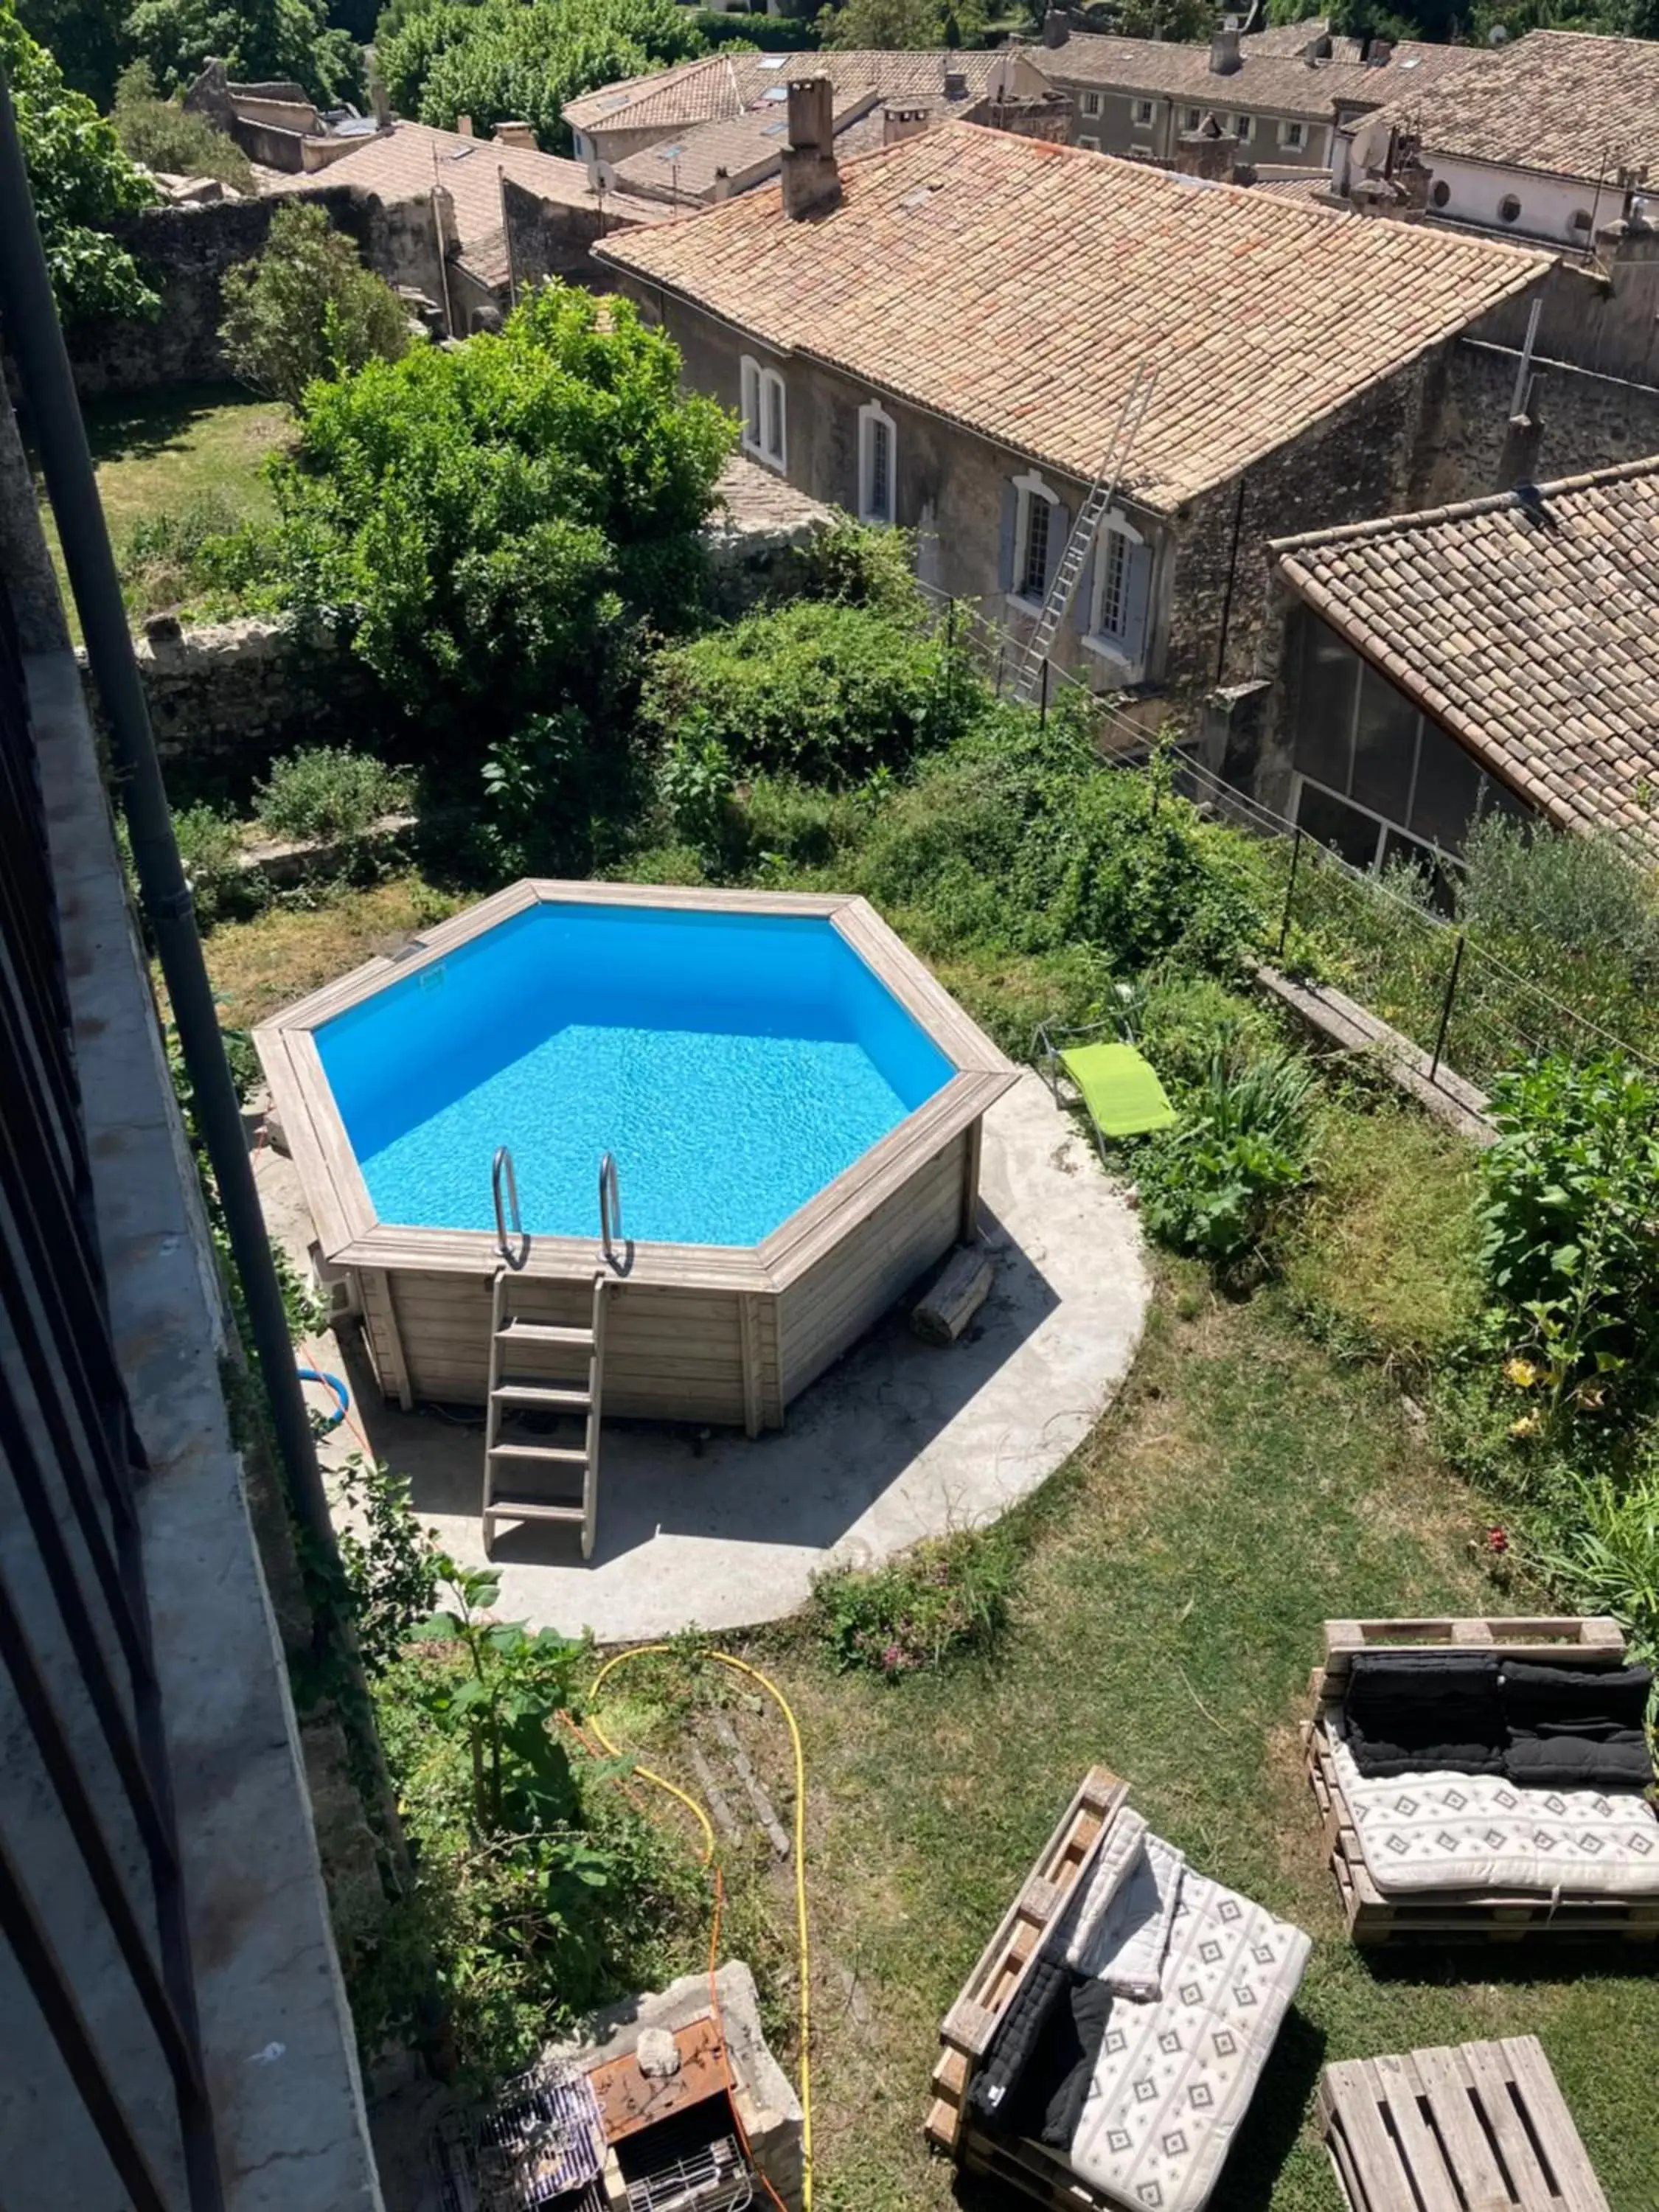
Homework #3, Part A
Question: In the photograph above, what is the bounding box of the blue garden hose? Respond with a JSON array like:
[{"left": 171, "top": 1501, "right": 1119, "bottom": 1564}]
[{"left": 297, "top": 1367, "right": 349, "bottom": 1433}]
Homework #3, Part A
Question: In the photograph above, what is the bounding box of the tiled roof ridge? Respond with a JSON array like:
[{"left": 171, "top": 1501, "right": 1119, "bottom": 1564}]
[{"left": 1270, "top": 449, "right": 1659, "bottom": 557}]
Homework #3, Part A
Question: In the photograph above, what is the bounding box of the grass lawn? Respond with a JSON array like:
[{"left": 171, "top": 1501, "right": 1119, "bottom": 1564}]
[
  {"left": 610, "top": 1278, "right": 1659, "bottom": 2212},
  {"left": 38, "top": 384, "right": 290, "bottom": 640},
  {"left": 201, "top": 875, "right": 1658, "bottom": 2209}
]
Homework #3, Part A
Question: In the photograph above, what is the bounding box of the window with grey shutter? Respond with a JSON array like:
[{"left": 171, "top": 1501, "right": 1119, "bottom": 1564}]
[
  {"left": 998, "top": 482, "right": 1018, "bottom": 592},
  {"left": 1019, "top": 497, "right": 1051, "bottom": 600}
]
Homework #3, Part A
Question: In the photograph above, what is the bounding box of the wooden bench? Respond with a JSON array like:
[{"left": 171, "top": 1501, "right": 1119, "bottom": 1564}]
[
  {"left": 1304, "top": 1615, "right": 1659, "bottom": 1947},
  {"left": 1319, "top": 2037, "right": 1610, "bottom": 2212},
  {"left": 925, "top": 1766, "right": 1129, "bottom": 2172}
]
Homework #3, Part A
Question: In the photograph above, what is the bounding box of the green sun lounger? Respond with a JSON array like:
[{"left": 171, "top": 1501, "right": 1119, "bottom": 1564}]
[{"left": 1035, "top": 1023, "right": 1178, "bottom": 1155}]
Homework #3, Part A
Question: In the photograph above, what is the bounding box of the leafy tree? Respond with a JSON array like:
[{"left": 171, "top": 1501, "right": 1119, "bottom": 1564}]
[
  {"left": 1, "top": 0, "right": 158, "bottom": 325},
  {"left": 226, "top": 282, "right": 731, "bottom": 750},
  {"left": 379, "top": 0, "right": 704, "bottom": 152},
  {"left": 111, "top": 58, "right": 255, "bottom": 186},
  {"left": 816, "top": 0, "right": 986, "bottom": 45},
  {"left": 123, "top": 0, "right": 366, "bottom": 108},
  {"left": 14, "top": 0, "right": 125, "bottom": 104},
  {"left": 218, "top": 202, "right": 411, "bottom": 403}
]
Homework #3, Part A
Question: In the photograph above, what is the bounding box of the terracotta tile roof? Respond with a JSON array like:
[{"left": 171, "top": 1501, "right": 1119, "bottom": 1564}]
[
  {"left": 566, "top": 49, "right": 1004, "bottom": 135},
  {"left": 595, "top": 122, "right": 1545, "bottom": 512},
  {"left": 1273, "top": 456, "right": 1659, "bottom": 852},
  {"left": 1046, "top": 32, "right": 1469, "bottom": 115},
  {"left": 1251, "top": 169, "right": 1346, "bottom": 206},
  {"left": 1242, "top": 15, "right": 1478, "bottom": 85},
  {"left": 258, "top": 119, "right": 666, "bottom": 264},
  {"left": 612, "top": 88, "right": 879, "bottom": 203},
  {"left": 1356, "top": 29, "right": 1659, "bottom": 183}
]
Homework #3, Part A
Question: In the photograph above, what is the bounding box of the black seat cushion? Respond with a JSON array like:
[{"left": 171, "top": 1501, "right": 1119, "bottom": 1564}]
[
  {"left": 1344, "top": 1650, "right": 1505, "bottom": 1776},
  {"left": 1498, "top": 1660, "right": 1652, "bottom": 1729},
  {"left": 968, "top": 1955, "right": 1069, "bottom": 2128},
  {"left": 1505, "top": 1731, "right": 1655, "bottom": 1791}
]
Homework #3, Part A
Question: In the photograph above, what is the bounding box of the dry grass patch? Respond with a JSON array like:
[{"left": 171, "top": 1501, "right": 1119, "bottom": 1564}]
[{"left": 201, "top": 875, "right": 459, "bottom": 1029}]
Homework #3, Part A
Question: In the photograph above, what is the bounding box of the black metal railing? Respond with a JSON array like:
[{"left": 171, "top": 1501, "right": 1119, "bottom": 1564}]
[{"left": 0, "top": 600, "right": 222, "bottom": 2209}]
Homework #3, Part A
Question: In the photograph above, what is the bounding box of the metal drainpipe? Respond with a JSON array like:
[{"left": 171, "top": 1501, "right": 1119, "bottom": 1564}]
[{"left": 0, "top": 65, "right": 342, "bottom": 1585}]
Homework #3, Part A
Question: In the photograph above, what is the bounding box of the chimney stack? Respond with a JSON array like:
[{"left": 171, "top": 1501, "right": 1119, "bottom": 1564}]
[
  {"left": 1175, "top": 111, "right": 1238, "bottom": 180},
  {"left": 368, "top": 63, "right": 391, "bottom": 130},
  {"left": 493, "top": 120, "right": 536, "bottom": 149},
  {"left": 1209, "top": 24, "right": 1242, "bottom": 73},
  {"left": 883, "top": 102, "right": 931, "bottom": 147},
  {"left": 782, "top": 76, "right": 841, "bottom": 219},
  {"left": 1042, "top": 8, "right": 1071, "bottom": 47},
  {"left": 456, "top": 113, "right": 473, "bottom": 137}
]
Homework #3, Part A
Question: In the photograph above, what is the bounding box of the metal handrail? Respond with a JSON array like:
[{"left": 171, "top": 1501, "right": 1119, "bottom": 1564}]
[
  {"left": 598, "top": 1152, "right": 624, "bottom": 1271},
  {"left": 492, "top": 1144, "right": 527, "bottom": 1269}
]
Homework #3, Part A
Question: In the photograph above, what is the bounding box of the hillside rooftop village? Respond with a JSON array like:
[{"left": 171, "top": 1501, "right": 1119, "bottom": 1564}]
[{"left": 4, "top": 4, "right": 1659, "bottom": 2212}]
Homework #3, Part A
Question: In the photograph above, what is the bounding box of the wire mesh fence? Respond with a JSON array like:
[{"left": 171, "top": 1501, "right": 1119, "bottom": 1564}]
[{"left": 915, "top": 584, "right": 1659, "bottom": 1098}]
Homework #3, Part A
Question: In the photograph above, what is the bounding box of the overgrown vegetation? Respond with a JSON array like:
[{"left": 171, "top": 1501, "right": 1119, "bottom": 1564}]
[
  {"left": 219, "top": 203, "right": 411, "bottom": 405},
  {"left": 111, "top": 57, "right": 255, "bottom": 184},
  {"left": 810, "top": 1525, "right": 1020, "bottom": 1677},
  {"left": 255, "top": 745, "right": 414, "bottom": 843}
]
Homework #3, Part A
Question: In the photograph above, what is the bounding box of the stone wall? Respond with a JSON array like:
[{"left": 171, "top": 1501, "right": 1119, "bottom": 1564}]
[
  {"left": 501, "top": 175, "right": 655, "bottom": 293},
  {"left": 65, "top": 188, "right": 444, "bottom": 396},
  {"left": 99, "top": 616, "right": 390, "bottom": 804},
  {"left": 1418, "top": 336, "right": 1659, "bottom": 508}
]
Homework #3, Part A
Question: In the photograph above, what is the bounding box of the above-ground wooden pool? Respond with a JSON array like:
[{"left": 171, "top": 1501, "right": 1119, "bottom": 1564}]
[{"left": 257, "top": 880, "right": 1016, "bottom": 1435}]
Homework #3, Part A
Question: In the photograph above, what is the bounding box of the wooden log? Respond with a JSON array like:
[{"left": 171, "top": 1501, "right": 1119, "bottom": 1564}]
[{"left": 912, "top": 1245, "right": 994, "bottom": 1346}]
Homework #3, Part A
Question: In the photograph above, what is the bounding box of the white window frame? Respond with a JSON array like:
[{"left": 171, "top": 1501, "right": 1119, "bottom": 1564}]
[
  {"left": 1279, "top": 118, "right": 1306, "bottom": 150},
  {"left": 1079, "top": 90, "right": 1102, "bottom": 117},
  {"left": 740, "top": 354, "right": 786, "bottom": 471},
  {"left": 1077, "top": 133, "right": 1100, "bottom": 151},
  {"left": 1011, "top": 470, "right": 1059, "bottom": 611},
  {"left": 858, "top": 399, "right": 896, "bottom": 526},
  {"left": 1131, "top": 98, "right": 1155, "bottom": 126},
  {"left": 1233, "top": 113, "right": 1254, "bottom": 144},
  {"left": 1082, "top": 508, "right": 1150, "bottom": 675},
  {"left": 1183, "top": 106, "right": 1202, "bottom": 131}
]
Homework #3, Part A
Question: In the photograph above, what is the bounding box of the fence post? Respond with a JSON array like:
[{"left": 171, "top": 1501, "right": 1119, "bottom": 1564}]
[
  {"left": 1039, "top": 656, "right": 1050, "bottom": 731},
  {"left": 1429, "top": 931, "right": 1466, "bottom": 1085},
  {"left": 1276, "top": 823, "right": 1303, "bottom": 960},
  {"left": 995, "top": 644, "right": 1006, "bottom": 698}
]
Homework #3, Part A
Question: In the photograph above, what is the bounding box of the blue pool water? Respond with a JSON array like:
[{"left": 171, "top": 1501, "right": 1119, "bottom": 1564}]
[{"left": 316, "top": 904, "right": 953, "bottom": 1246}]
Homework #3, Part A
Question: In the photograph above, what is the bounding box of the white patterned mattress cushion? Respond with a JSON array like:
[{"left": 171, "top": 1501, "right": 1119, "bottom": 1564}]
[
  {"left": 1329, "top": 1725, "right": 1659, "bottom": 1897},
  {"left": 1054, "top": 1807, "right": 1151, "bottom": 1972},
  {"left": 1079, "top": 1831, "right": 1187, "bottom": 2001},
  {"left": 1068, "top": 1865, "right": 1311, "bottom": 2212}
]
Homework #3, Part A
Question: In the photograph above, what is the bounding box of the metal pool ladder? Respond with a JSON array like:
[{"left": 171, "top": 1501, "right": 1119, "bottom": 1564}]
[{"left": 481, "top": 1145, "right": 609, "bottom": 1560}]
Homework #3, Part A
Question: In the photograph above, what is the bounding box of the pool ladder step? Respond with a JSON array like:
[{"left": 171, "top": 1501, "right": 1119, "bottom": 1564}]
[{"left": 482, "top": 1268, "right": 608, "bottom": 1561}]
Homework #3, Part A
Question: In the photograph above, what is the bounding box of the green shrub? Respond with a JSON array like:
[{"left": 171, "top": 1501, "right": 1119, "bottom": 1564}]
[
  {"left": 172, "top": 800, "right": 247, "bottom": 923},
  {"left": 219, "top": 202, "right": 411, "bottom": 406},
  {"left": 1137, "top": 1045, "right": 1316, "bottom": 1274},
  {"left": 226, "top": 282, "right": 730, "bottom": 738},
  {"left": 658, "top": 726, "right": 745, "bottom": 872},
  {"left": 1130, "top": 971, "right": 1281, "bottom": 1096},
  {"left": 810, "top": 1526, "right": 1020, "bottom": 1678},
  {"left": 790, "top": 517, "right": 928, "bottom": 619},
  {"left": 641, "top": 599, "right": 983, "bottom": 787},
  {"left": 111, "top": 60, "right": 255, "bottom": 187},
  {"left": 1459, "top": 811, "right": 1659, "bottom": 981},
  {"left": 1538, "top": 1460, "right": 1659, "bottom": 1670},
  {"left": 1478, "top": 1055, "right": 1659, "bottom": 1438},
  {"left": 255, "top": 745, "right": 414, "bottom": 844}
]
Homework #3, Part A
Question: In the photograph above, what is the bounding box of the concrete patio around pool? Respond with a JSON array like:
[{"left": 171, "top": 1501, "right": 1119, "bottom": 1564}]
[{"left": 255, "top": 1071, "right": 1149, "bottom": 1641}]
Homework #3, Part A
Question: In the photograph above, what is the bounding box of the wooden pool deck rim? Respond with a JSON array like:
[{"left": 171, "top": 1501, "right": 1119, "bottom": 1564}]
[{"left": 254, "top": 880, "right": 1019, "bottom": 1294}]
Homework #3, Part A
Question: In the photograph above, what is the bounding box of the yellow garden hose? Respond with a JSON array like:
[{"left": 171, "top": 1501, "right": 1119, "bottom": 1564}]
[{"left": 587, "top": 1646, "right": 813, "bottom": 2212}]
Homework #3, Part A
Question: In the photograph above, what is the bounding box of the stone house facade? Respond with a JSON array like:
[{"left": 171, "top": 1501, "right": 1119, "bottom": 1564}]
[{"left": 597, "top": 104, "right": 1624, "bottom": 732}]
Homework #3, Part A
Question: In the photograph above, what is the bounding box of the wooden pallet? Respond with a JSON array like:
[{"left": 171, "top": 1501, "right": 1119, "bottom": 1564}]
[
  {"left": 1318, "top": 1615, "right": 1626, "bottom": 1693},
  {"left": 925, "top": 1765, "right": 1129, "bottom": 2162},
  {"left": 1307, "top": 1616, "right": 1659, "bottom": 1947},
  {"left": 1319, "top": 2037, "right": 1610, "bottom": 2212}
]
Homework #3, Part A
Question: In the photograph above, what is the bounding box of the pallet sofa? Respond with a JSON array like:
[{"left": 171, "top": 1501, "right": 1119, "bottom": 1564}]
[
  {"left": 1318, "top": 2036, "right": 1610, "bottom": 2212},
  {"left": 927, "top": 1769, "right": 1311, "bottom": 2212},
  {"left": 1304, "top": 1615, "right": 1659, "bottom": 1947}
]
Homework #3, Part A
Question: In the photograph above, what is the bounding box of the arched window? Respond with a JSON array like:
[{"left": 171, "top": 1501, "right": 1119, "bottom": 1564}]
[{"left": 858, "top": 401, "right": 896, "bottom": 525}]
